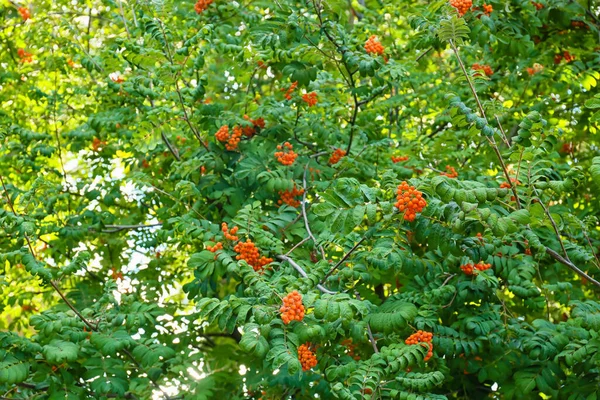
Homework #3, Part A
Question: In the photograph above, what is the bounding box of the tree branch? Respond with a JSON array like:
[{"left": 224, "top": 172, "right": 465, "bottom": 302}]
[{"left": 276, "top": 255, "right": 336, "bottom": 294}]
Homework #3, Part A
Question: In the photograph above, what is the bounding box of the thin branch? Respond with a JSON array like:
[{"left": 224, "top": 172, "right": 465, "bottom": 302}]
[
  {"left": 415, "top": 47, "right": 432, "bottom": 62},
  {"left": 545, "top": 247, "right": 600, "bottom": 288},
  {"left": 320, "top": 237, "right": 366, "bottom": 284},
  {"left": 449, "top": 39, "right": 521, "bottom": 208},
  {"left": 355, "top": 291, "right": 378, "bottom": 353},
  {"left": 117, "top": 0, "right": 131, "bottom": 38},
  {"left": 285, "top": 237, "right": 310, "bottom": 256},
  {"left": 98, "top": 223, "right": 163, "bottom": 233},
  {"left": 276, "top": 255, "right": 336, "bottom": 294},
  {"left": 302, "top": 162, "right": 326, "bottom": 260}
]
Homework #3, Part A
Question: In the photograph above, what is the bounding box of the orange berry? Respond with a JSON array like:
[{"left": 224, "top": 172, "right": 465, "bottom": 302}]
[
  {"left": 395, "top": 182, "right": 426, "bottom": 222},
  {"left": 275, "top": 142, "right": 298, "bottom": 166},
  {"left": 18, "top": 7, "right": 31, "bottom": 21},
  {"left": 328, "top": 148, "right": 346, "bottom": 165},
  {"left": 364, "top": 35, "right": 385, "bottom": 56},
  {"left": 195, "top": 0, "right": 213, "bottom": 14},
  {"left": 302, "top": 92, "right": 318, "bottom": 107}
]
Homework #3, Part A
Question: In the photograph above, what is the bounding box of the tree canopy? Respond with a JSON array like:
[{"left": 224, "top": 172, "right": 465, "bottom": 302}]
[{"left": 1, "top": 0, "right": 600, "bottom": 399}]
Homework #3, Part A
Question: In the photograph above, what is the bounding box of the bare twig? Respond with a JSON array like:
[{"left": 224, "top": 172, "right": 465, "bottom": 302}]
[
  {"left": 302, "top": 162, "right": 326, "bottom": 260},
  {"left": 276, "top": 255, "right": 336, "bottom": 294},
  {"left": 545, "top": 247, "right": 600, "bottom": 288},
  {"left": 355, "top": 291, "right": 379, "bottom": 353},
  {"left": 449, "top": 40, "right": 521, "bottom": 208},
  {"left": 320, "top": 237, "right": 366, "bottom": 284}
]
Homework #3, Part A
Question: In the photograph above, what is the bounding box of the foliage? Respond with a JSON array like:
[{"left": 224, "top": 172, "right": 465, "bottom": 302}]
[{"left": 1, "top": 0, "right": 600, "bottom": 398}]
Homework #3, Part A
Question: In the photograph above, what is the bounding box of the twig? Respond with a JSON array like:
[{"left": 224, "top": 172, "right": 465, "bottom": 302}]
[
  {"left": 545, "top": 247, "right": 600, "bottom": 288},
  {"left": 276, "top": 255, "right": 336, "bottom": 294},
  {"left": 355, "top": 291, "right": 379, "bottom": 353},
  {"left": 96, "top": 223, "right": 163, "bottom": 233},
  {"left": 416, "top": 47, "right": 432, "bottom": 62},
  {"left": 449, "top": 39, "right": 521, "bottom": 209},
  {"left": 302, "top": 162, "right": 326, "bottom": 260},
  {"left": 285, "top": 237, "right": 310, "bottom": 256},
  {"left": 320, "top": 237, "right": 366, "bottom": 284},
  {"left": 117, "top": 0, "right": 131, "bottom": 38}
]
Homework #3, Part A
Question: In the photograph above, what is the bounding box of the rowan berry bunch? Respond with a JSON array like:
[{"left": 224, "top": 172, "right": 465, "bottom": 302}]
[
  {"left": 392, "top": 155, "right": 409, "bottom": 163},
  {"left": 483, "top": 3, "right": 493, "bottom": 15},
  {"left": 395, "top": 181, "right": 427, "bottom": 222},
  {"left": 532, "top": 1, "right": 544, "bottom": 10},
  {"left": 206, "top": 242, "right": 223, "bottom": 252},
  {"left": 215, "top": 125, "right": 243, "bottom": 150},
  {"left": 450, "top": 0, "right": 473, "bottom": 16},
  {"left": 91, "top": 137, "right": 107, "bottom": 152},
  {"left": 472, "top": 63, "right": 493, "bottom": 77},
  {"left": 405, "top": 330, "right": 434, "bottom": 361},
  {"left": 283, "top": 81, "right": 298, "bottom": 100},
  {"left": 275, "top": 142, "right": 298, "bottom": 166},
  {"left": 195, "top": 0, "right": 213, "bottom": 14},
  {"left": 561, "top": 51, "right": 575, "bottom": 63},
  {"left": 526, "top": 63, "right": 544, "bottom": 75},
  {"left": 280, "top": 290, "right": 305, "bottom": 324},
  {"left": 329, "top": 148, "right": 346, "bottom": 165},
  {"left": 499, "top": 177, "right": 520, "bottom": 189},
  {"left": 215, "top": 125, "right": 229, "bottom": 142},
  {"left": 221, "top": 223, "right": 239, "bottom": 241},
  {"left": 298, "top": 343, "right": 318, "bottom": 371},
  {"left": 17, "top": 49, "right": 33, "bottom": 63},
  {"left": 341, "top": 339, "right": 361, "bottom": 361},
  {"left": 234, "top": 239, "right": 273, "bottom": 272},
  {"left": 18, "top": 6, "right": 30, "bottom": 21},
  {"left": 571, "top": 20, "right": 585, "bottom": 28},
  {"left": 302, "top": 92, "right": 318, "bottom": 107},
  {"left": 460, "top": 261, "right": 492, "bottom": 275},
  {"left": 278, "top": 185, "right": 304, "bottom": 208},
  {"left": 440, "top": 165, "right": 458, "bottom": 178},
  {"left": 242, "top": 115, "right": 265, "bottom": 137},
  {"left": 364, "top": 35, "right": 385, "bottom": 55}
]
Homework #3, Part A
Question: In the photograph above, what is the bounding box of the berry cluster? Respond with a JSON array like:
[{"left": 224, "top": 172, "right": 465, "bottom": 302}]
[
  {"left": 482, "top": 3, "right": 493, "bottom": 15},
  {"left": 215, "top": 125, "right": 243, "bottom": 150},
  {"left": 92, "top": 137, "right": 107, "bottom": 152},
  {"left": 571, "top": 20, "right": 585, "bottom": 28},
  {"left": 207, "top": 242, "right": 223, "bottom": 252},
  {"left": 395, "top": 182, "right": 427, "bottom": 222},
  {"left": 329, "top": 148, "right": 346, "bottom": 165},
  {"left": 302, "top": 92, "right": 318, "bottom": 107},
  {"left": 405, "top": 330, "right": 434, "bottom": 362},
  {"left": 110, "top": 268, "right": 124, "bottom": 281},
  {"left": 440, "top": 165, "right": 458, "bottom": 178},
  {"left": 392, "top": 155, "right": 409, "bottom": 163},
  {"left": 221, "top": 223, "right": 239, "bottom": 241},
  {"left": 280, "top": 291, "right": 305, "bottom": 324},
  {"left": 472, "top": 63, "right": 493, "bottom": 77},
  {"left": 499, "top": 177, "right": 520, "bottom": 189},
  {"left": 18, "top": 6, "right": 30, "bottom": 21},
  {"left": 195, "top": 0, "right": 213, "bottom": 14},
  {"left": 234, "top": 240, "right": 273, "bottom": 272},
  {"left": 283, "top": 81, "right": 298, "bottom": 100},
  {"left": 341, "top": 339, "right": 361, "bottom": 361},
  {"left": 278, "top": 185, "right": 304, "bottom": 208},
  {"left": 275, "top": 142, "right": 298, "bottom": 166},
  {"left": 450, "top": 0, "right": 472, "bottom": 16},
  {"left": 526, "top": 63, "right": 544, "bottom": 75},
  {"left": 532, "top": 1, "right": 544, "bottom": 10},
  {"left": 17, "top": 49, "right": 33, "bottom": 63},
  {"left": 555, "top": 51, "right": 575, "bottom": 64},
  {"left": 364, "top": 35, "right": 385, "bottom": 55},
  {"left": 460, "top": 261, "right": 492, "bottom": 275},
  {"left": 298, "top": 343, "right": 318, "bottom": 371},
  {"left": 242, "top": 115, "right": 265, "bottom": 137}
]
